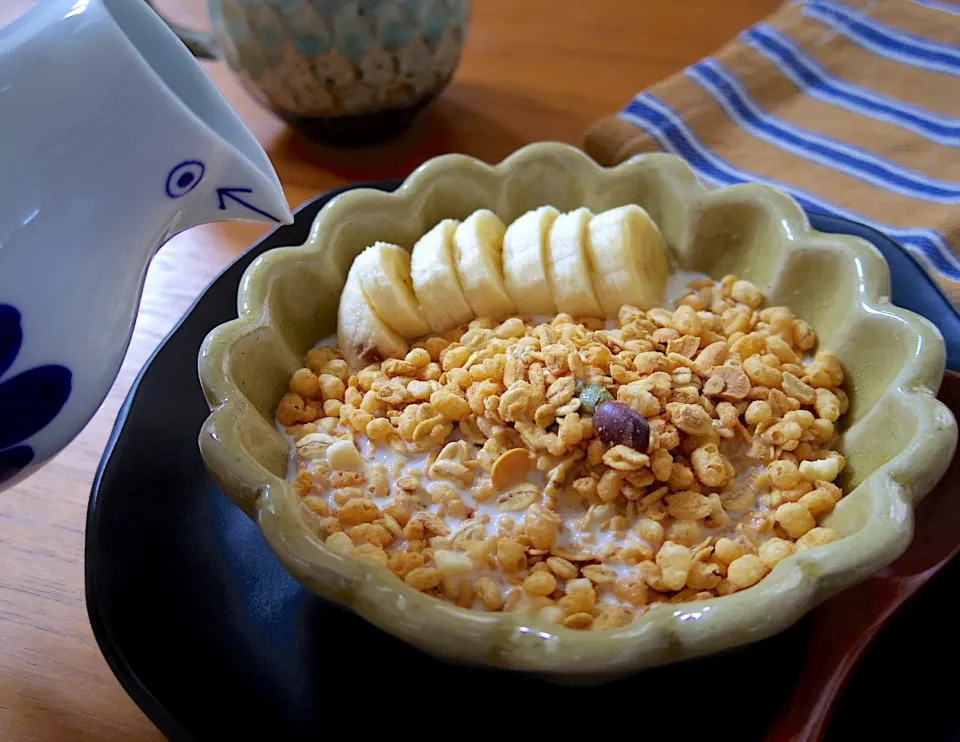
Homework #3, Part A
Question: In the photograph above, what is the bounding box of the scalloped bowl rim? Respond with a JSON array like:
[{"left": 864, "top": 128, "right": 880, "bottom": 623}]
[{"left": 197, "top": 142, "right": 956, "bottom": 678}]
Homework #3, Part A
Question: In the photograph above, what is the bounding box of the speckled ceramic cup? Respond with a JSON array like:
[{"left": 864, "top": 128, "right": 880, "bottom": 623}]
[{"left": 146, "top": 0, "right": 470, "bottom": 145}]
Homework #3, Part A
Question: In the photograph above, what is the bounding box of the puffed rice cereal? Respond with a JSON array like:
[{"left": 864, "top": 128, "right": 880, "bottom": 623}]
[{"left": 276, "top": 275, "right": 847, "bottom": 630}]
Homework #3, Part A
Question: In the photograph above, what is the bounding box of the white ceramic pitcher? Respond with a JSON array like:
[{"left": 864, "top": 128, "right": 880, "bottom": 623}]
[{"left": 0, "top": 0, "right": 293, "bottom": 490}]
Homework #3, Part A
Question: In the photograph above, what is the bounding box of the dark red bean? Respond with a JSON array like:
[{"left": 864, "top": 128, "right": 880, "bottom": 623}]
[{"left": 594, "top": 401, "right": 650, "bottom": 453}]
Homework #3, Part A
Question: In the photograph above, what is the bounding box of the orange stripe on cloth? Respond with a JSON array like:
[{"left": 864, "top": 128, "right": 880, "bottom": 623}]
[
  {"left": 715, "top": 36, "right": 958, "bottom": 180},
  {"left": 774, "top": 3, "right": 960, "bottom": 115},
  {"left": 584, "top": 0, "right": 960, "bottom": 307}
]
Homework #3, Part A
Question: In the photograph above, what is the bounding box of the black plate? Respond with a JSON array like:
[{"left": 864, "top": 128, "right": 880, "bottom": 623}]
[{"left": 87, "top": 182, "right": 960, "bottom": 740}]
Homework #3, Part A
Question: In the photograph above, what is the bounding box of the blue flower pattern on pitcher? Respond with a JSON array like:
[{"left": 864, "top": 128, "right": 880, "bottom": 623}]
[
  {"left": 209, "top": 0, "right": 469, "bottom": 118},
  {"left": 0, "top": 305, "right": 72, "bottom": 484}
]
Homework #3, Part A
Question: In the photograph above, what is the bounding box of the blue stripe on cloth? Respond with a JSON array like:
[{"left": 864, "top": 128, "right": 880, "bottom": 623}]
[
  {"left": 618, "top": 94, "right": 960, "bottom": 279},
  {"left": 803, "top": 1, "right": 960, "bottom": 75},
  {"left": 685, "top": 59, "right": 960, "bottom": 203},
  {"left": 743, "top": 25, "right": 960, "bottom": 147},
  {"left": 910, "top": 0, "right": 960, "bottom": 15}
]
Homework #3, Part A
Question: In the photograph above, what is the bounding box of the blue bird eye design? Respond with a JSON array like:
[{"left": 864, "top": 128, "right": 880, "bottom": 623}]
[
  {"left": 165, "top": 160, "right": 206, "bottom": 199},
  {"left": 0, "top": 305, "right": 72, "bottom": 485}
]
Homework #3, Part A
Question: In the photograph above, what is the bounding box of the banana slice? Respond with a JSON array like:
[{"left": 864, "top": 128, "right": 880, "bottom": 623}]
[
  {"left": 411, "top": 219, "right": 474, "bottom": 334},
  {"left": 453, "top": 210, "right": 516, "bottom": 321},
  {"left": 587, "top": 204, "right": 669, "bottom": 314},
  {"left": 546, "top": 208, "right": 604, "bottom": 318},
  {"left": 337, "top": 268, "right": 409, "bottom": 370},
  {"left": 502, "top": 205, "right": 559, "bottom": 315},
  {"left": 353, "top": 241, "right": 430, "bottom": 339}
]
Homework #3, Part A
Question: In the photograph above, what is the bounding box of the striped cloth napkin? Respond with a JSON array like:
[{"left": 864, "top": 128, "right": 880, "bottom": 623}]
[{"left": 584, "top": 0, "right": 960, "bottom": 307}]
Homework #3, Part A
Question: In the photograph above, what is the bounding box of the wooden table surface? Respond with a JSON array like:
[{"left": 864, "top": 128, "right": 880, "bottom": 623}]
[{"left": 0, "top": 0, "right": 781, "bottom": 738}]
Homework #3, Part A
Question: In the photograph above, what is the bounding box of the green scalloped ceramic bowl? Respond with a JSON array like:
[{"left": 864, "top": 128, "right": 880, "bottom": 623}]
[{"left": 197, "top": 142, "right": 956, "bottom": 682}]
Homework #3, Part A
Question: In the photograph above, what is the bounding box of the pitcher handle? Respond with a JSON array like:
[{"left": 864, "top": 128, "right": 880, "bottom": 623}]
[{"left": 143, "top": 0, "right": 219, "bottom": 60}]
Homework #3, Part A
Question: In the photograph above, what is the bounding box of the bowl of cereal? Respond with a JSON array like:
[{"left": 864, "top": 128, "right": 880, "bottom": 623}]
[{"left": 197, "top": 142, "right": 956, "bottom": 681}]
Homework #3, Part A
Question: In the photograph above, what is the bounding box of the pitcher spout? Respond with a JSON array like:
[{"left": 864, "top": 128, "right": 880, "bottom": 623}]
[
  {"left": 89, "top": 0, "right": 294, "bottom": 235},
  {"left": 167, "top": 147, "right": 294, "bottom": 234},
  {"left": 0, "top": 0, "right": 294, "bottom": 490}
]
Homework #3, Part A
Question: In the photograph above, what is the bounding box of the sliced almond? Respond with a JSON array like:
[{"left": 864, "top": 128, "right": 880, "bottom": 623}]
[
  {"left": 295, "top": 431, "right": 337, "bottom": 459},
  {"left": 549, "top": 543, "right": 595, "bottom": 562},
  {"left": 496, "top": 483, "right": 539, "bottom": 512},
  {"left": 581, "top": 564, "right": 618, "bottom": 585},
  {"left": 412, "top": 511, "right": 450, "bottom": 537},
  {"left": 490, "top": 448, "right": 530, "bottom": 490},
  {"left": 709, "top": 365, "right": 751, "bottom": 400},
  {"left": 666, "top": 335, "right": 700, "bottom": 359}
]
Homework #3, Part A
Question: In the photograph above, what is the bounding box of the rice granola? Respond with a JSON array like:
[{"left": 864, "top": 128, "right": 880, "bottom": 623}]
[{"left": 276, "top": 275, "right": 848, "bottom": 631}]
